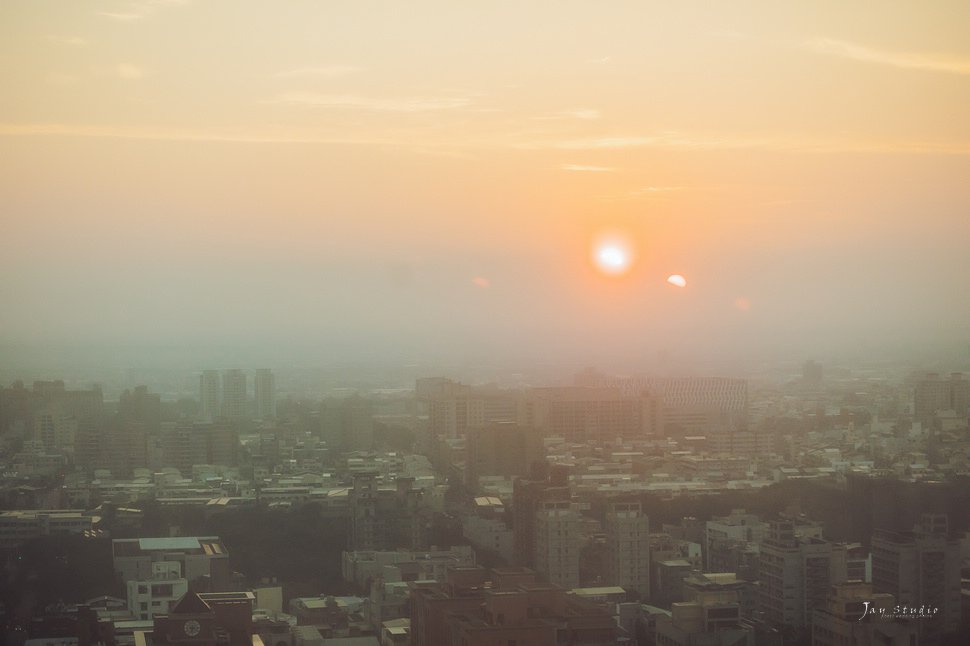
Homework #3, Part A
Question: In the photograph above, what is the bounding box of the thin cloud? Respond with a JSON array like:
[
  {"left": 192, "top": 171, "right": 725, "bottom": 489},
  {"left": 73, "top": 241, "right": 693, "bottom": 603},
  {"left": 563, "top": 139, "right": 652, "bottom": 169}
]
[
  {"left": 117, "top": 63, "right": 146, "bottom": 80},
  {"left": 100, "top": 0, "right": 190, "bottom": 22},
  {"left": 561, "top": 164, "right": 614, "bottom": 172},
  {"left": 275, "top": 65, "right": 362, "bottom": 79},
  {"left": 269, "top": 93, "right": 473, "bottom": 112},
  {"left": 806, "top": 37, "right": 970, "bottom": 75},
  {"left": 557, "top": 136, "right": 656, "bottom": 149},
  {"left": 48, "top": 35, "right": 88, "bottom": 46}
]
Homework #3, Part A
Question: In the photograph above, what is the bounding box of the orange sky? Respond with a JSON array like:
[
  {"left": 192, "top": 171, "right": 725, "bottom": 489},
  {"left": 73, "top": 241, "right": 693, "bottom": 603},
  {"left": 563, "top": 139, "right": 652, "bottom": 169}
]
[{"left": 2, "top": 1, "right": 969, "bottom": 368}]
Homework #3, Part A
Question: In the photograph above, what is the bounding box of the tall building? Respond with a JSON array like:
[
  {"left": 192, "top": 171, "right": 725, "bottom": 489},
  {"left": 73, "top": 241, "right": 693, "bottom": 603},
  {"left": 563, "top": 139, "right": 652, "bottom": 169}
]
[
  {"left": 221, "top": 369, "right": 248, "bottom": 420},
  {"left": 254, "top": 369, "right": 276, "bottom": 420},
  {"left": 347, "top": 475, "right": 424, "bottom": 550},
  {"left": 913, "top": 372, "right": 970, "bottom": 427},
  {"left": 534, "top": 499, "right": 581, "bottom": 589},
  {"left": 518, "top": 386, "right": 659, "bottom": 443},
  {"left": 464, "top": 422, "right": 542, "bottom": 490},
  {"left": 604, "top": 500, "right": 650, "bottom": 599},
  {"left": 758, "top": 519, "right": 833, "bottom": 633},
  {"left": 812, "top": 582, "right": 917, "bottom": 646},
  {"left": 871, "top": 514, "right": 961, "bottom": 644},
  {"left": 200, "top": 370, "right": 221, "bottom": 421}
]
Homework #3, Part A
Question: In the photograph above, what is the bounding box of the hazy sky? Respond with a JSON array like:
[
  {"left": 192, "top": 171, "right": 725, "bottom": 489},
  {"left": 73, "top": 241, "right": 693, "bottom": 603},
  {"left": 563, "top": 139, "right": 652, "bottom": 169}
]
[{"left": 2, "top": 1, "right": 969, "bottom": 370}]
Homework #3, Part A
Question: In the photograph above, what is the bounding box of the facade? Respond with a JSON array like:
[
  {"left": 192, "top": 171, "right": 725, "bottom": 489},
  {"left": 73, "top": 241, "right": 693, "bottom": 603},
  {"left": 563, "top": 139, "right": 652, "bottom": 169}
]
[
  {"left": 518, "top": 386, "right": 659, "bottom": 443},
  {"left": 758, "top": 519, "right": 833, "bottom": 633},
  {"left": 254, "top": 369, "right": 276, "bottom": 421},
  {"left": 347, "top": 475, "right": 425, "bottom": 550},
  {"left": 812, "top": 582, "right": 917, "bottom": 646},
  {"left": 534, "top": 499, "right": 581, "bottom": 589},
  {"left": 126, "top": 561, "right": 189, "bottom": 620},
  {"left": 0, "top": 510, "right": 93, "bottom": 549},
  {"left": 221, "top": 369, "right": 248, "bottom": 421},
  {"left": 463, "top": 422, "right": 542, "bottom": 490},
  {"left": 871, "top": 514, "right": 961, "bottom": 644},
  {"left": 913, "top": 372, "right": 970, "bottom": 427},
  {"left": 112, "top": 537, "right": 230, "bottom": 589},
  {"left": 199, "top": 371, "right": 221, "bottom": 422},
  {"left": 604, "top": 500, "right": 650, "bottom": 598}
]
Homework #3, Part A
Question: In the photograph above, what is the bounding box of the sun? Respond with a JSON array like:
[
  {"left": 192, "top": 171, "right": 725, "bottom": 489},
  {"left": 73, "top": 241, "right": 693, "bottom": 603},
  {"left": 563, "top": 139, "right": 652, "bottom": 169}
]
[{"left": 591, "top": 234, "right": 635, "bottom": 276}]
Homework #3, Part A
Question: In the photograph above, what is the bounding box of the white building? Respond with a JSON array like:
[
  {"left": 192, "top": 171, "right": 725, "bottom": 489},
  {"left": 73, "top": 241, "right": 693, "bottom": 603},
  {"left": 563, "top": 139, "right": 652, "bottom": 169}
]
[
  {"left": 605, "top": 501, "right": 650, "bottom": 598},
  {"left": 126, "top": 561, "right": 188, "bottom": 620},
  {"left": 255, "top": 369, "right": 276, "bottom": 420}
]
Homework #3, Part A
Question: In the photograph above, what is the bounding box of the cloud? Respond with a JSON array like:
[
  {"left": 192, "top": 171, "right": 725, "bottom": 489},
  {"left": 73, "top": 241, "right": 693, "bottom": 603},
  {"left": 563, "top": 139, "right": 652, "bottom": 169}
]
[
  {"left": 117, "top": 63, "right": 146, "bottom": 80},
  {"left": 556, "top": 136, "right": 656, "bottom": 149},
  {"left": 48, "top": 35, "right": 88, "bottom": 46},
  {"left": 628, "top": 186, "right": 687, "bottom": 195},
  {"left": 560, "top": 109, "right": 600, "bottom": 120},
  {"left": 276, "top": 65, "right": 362, "bottom": 78},
  {"left": 269, "top": 93, "right": 473, "bottom": 112},
  {"left": 806, "top": 37, "right": 970, "bottom": 75},
  {"left": 100, "top": 0, "right": 190, "bottom": 22},
  {"left": 561, "top": 164, "right": 614, "bottom": 172}
]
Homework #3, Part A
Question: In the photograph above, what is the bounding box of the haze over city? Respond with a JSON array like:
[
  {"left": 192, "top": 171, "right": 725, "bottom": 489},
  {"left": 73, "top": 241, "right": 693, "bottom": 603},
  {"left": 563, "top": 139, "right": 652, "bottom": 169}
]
[{"left": 3, "top": 1, "right": 969, "bottom": 376}]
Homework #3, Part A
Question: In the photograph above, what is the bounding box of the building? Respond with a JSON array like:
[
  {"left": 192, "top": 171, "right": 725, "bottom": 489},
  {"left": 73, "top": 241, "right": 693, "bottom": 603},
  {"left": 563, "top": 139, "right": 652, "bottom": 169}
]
[
  {"left": 347, "top": 475, "right": 425, "bottom": 550},
  {"left": 914, "top": 372, "right": 969, "bottom": 427},
  {"left": 254, "top": 369, "right": 276, "bottom": 421},
  {"left": 137, "top": 591, "right": 256, "bottom": 646},
  {"left": 654, "top": 584, "right": 751, "bottom": 646},
  {"left": 463, "top": 422, "right": 542, "bottom": 490},
  {"left": 0, "top": 509, "right": 93, "bottom": 549},
  {"left": 112, "top": 537, "right": 231, "bottom": 590},
  {"left": 518, "top": 386, "right": 659, "bottom": 443},
  {"left": 871, "top": 514, "right": 961, "bottom": 644},
  {"left": 127, "top": 561, "right": 189, "bottom": 620},
  {"left": 200, "top": 371, "right": 222, "bottom": 422},
  {"left": 407, "top": 567, "right": 619, "bottom": 646},
  {"left": 534, "top": 499, "right": 582, "bottom": 589},
  {"left": 604, "top": 500, "right": 650, "bottom": 599},
  {"left": 757, "top": 519, "right": 833, "bottom": 633},
  {"left": 221, "top": 369, "right": 248, "bottom": 421},
  {"left": 812, "top": 582, "right": 917, "bottom": 646}
]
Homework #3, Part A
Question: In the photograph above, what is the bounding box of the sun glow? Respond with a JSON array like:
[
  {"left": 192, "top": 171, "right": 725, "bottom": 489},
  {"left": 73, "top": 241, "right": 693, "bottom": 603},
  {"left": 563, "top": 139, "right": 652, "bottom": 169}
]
[{"left": 592, "top": 235, "right": 635, "bottom": 276}]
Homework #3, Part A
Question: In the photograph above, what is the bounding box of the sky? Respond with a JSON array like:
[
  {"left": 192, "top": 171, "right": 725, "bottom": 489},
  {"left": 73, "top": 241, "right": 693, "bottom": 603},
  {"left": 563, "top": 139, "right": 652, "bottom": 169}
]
[{"left": 2, "top": 1, "right": 969, "bottom": 372}]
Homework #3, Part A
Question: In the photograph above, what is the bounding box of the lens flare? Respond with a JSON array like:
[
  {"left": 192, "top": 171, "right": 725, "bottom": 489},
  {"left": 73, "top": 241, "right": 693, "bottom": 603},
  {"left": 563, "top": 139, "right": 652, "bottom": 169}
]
[{"left": 667, "top": 274, "right": 687, "bottom": 287}]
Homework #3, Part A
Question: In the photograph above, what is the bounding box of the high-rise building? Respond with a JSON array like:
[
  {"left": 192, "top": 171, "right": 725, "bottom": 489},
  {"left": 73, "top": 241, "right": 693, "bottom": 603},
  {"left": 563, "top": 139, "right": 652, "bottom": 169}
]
[
  {"left": 518, "top": 386, "right": 659, "bottom": 443},
  {"left": 200, "top": 370, "right": 221, "bottom": 421},
  {"left": 871, "top": 514, "right": 961, "bottom": 644},
  {"left": 221, "top": 369, "right": 248, "bottom": 420},
  {"left": 913, "top": 372, "right": 969, "bottom": 427},
  {"left": 254, "top": 369, "right": 276, "bottom": 420},
  {"left": 534, "top": 499, "right": 581, "bottom": 589},
  {"left": 812, "top": 582, "right": 916, "bottom": 646},
  {"left": 464, "top": 422, "right": 542, "bottom": 490},
  {"left": 758, "top": 519, "right": 833, "bottom": 633},
  {"left": 604, "top": 500, "right": 650, "bottom": 598}
]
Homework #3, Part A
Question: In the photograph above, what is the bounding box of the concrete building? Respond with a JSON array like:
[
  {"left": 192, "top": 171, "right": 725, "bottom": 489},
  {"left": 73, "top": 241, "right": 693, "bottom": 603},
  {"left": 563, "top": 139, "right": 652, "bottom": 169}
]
[
  {"left": 254, "top": 369, "right": 276, "bottom": 421},
  {"left": 534, "top": 500, "right": 582, "bottom": 589},
  {"left": 0, "top": 509, "right": 93, "bottom": 549},
  {"left": 112, "top": 537, "right": 231, "bottom": 589},
  {"left": 407, "top": 567, "right": 619, "bottom": 646},
  {"left": 871, "top": 514, "right": 962, "bottom": 644},
  {"left": 812, "top": 582, "right": 917, "bottom": 646},
  {"left": 126, "top": 561, "right": 189, "bottom": 620},
  {"left": 604, "top": 500, "right": 650, "bottom": 598},
  {"left": 463, "top": 422, "right": 542, "bottom": 490},
  {"left": 221, "top": 369, "right": 248, "bottom": 421},
  {"left": 347, "top": 475, "right": 425, "bottom": 550},
  {"left": 913, "top": 372, "right": 969, "bottom": 427},
  {"left": 518, "top": 386, "right": 659, "bottom": 443},
  {"left": 200, "top": 371, "right": 221, "bottom": 422},
  {"left": 758, "top": 519, "right": 834, "bottom": 633},
  {"left": 654, "top": 584, "right": 750, "bottom": 646}
]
